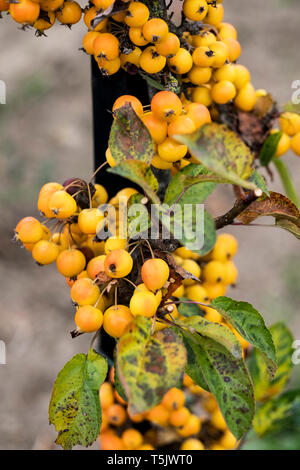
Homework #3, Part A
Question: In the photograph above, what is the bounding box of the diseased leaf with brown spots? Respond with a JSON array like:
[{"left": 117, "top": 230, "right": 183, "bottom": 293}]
[
  {"left": 109, "top": 103, "right": 155, "bottom": 165},
  {"left": 49, "top": 350, "right": 108, "bottom": 450},
  {"left": 237, "top": 192, "right": 300, "bottom": 239},
  {"left": 117, "top": 316, "right": 187, "bottom": 415},
  {"left": 180, "top": 330, "right": 255, "bottom": 439},
  {"left": 212, "top": 296, "right": 277, "bottom": 379},
  {"left": 175, "top": 123, "right": 257, "bottom": 190}
]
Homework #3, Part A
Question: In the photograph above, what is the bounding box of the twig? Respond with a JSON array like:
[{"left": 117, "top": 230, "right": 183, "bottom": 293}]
[{"left": 214, "top": 191, "right": 260, "bottom": 230}]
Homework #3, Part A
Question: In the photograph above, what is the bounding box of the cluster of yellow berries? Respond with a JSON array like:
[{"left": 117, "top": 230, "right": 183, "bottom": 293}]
[
  {"left": 14, "top": 174, "right": 242, "bottom": 340},
  {"left": 2, "top": 0, "right": 259, "bottom": 112},
  {"left": 99, "top": 367, "right": 238, "bottom": 451},
  {"left": 271, "top": 112, "right": 300, "bottom": 158},
  {"left": 80, "top": 0, "right": 259, "bottom": 112}
]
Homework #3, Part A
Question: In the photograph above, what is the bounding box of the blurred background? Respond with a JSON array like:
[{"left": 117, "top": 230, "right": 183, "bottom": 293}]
[{"left": 0, "top": 0, "right": 300, "bottom": 450}]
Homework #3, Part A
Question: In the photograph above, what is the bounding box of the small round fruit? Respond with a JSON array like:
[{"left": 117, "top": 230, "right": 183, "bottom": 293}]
[
  {"left": 37, "top": 182, "right": 63, "bottom": 218},
  {"left": 147, "top": 404, "right": 170, "bottom": 427},
  {"left": 56, "top": 249, "right": 86, "bottom": 277},
  {"left": 151, "top": 91, "right": 183, "bottom": 123},
  {"left": 129, "top": 26, "right": 149, "bottom": 46},
  {"left": 177, "top": 414, "right": 201, "bottom": 437},
  {"left": 186, "top": 284, "right": 209, "bottom": 303},
  {"left": 32, "top": 240, "right": 60, "bottom": 265},
  {"left": 10, "top": 0, "right": 40, "bottom": 25},
  {"left": 168, "top": 48, "right": 193, "bottom": 75},
  {"left": 183, "top": 0, "right": 208, "bottom": 21},
  {"left": 122, "top": 428, "right": 143, "bottom": 450},
  {"left": 103, "top": 305, "right": 133, "bottom": 338},
  {"left": 234, "top": 82, "right": 257, "bottom": 111},
  {"left": 223, "top": 38, "right": 241, "bottom": 62},
  {"left": 192, "top": 86, "right": 212, "bottom": 107},
  {"left": 78, "top": 208, "right": 104, "bottom": 234},
  {"left": 75, "top": 305, "right": 103, "bottom": 333},
  {"left": 188, "top": 66, "right": 212, "bottom": 85},
  {"left": 56, "top": 1, "right": 82, "bottom": 25},
  {"left": 139, "top": 46, "right": 166, "bottom": 74},
  {"left": 124, "top": 1, "right": 149, "bottom": 28},
  {"left": 186, "top": 102, "right": 211, "bottom": 129},
  {"left": 120, "top": 47, "right": 142, "bottom": 70},
  {"left": 169, "top": 407, "right": 191, "bottom": 427},
  {"left": 180, "top": 438, "right": 204, "bottom": 450},
  {"left": 113, "top": 95, "right": 143, "bottom": 118},
  {"left": 106, "top": 403, "right": 127, "bottom": 426},
  {"left": 291, "top": 132, "right": 300, "bottom": 156},
  {"left": 155, "top": 32, "right": 180, "bottom": 57},
  {"left": 280, "top": 112, "right": 300, "bottom": 137},
  {"left": 162, "top": 387, "right": 185, "bottom": 410},
  {"left": 168, "top": 115, "right": 196, "bottom": 140},
  {"left": 210, "top": 41, "right": 229, "bottom": 67},
  {"left": 15, "top": 217, "right": 44, "bottom": 244},
  {"left": 130, "top": 291, "right": 158, "bottom": 318},
  {"left": 99, "top": 382, "right": 114, "bottom": 409},
  {"left": 212, "top": 233, "right": 238, "bottom": 261},
  {"left": 97, "top": 57, "right": 121, "bottom": 76},
  {"left": 203, "top": 260, "right": 226, "bottom": 283},
  {"left": 48, "top": 190, "right": 77, "bottom": 219},
  {"left": 219, "top": 22, "right": 237, "bottom": 41},
  {"left": 212, "top": 80, "right": 236, "bottom": 104},
  {"left": 192, "top": 46, "right": 215, "bottom": 67},
  {"left": 158, "top": 138, "right": 188, "bottom": 162},
  {"left": 141, "top": 258, "right": 170, "bottom": 290},
  {"left": 71, "top": 277, "right": 100, "bottom": 306},
  {"left": 104, "top": 249, "right": 133, "bottom": 278},
  {"left": 234, "top": 64, "right": 251, "bottom": 89},
  {"left": 82, "top": 31, "right": 101, "bottom": 55},
  {"left": 142, "top": 112, "right": 168, "bottom": 144},
  {"left": 142, "top": 18, "right": 168, "bottom": 43},
  {"left": 210, "top": 408, "right": 227, "bottom": 430},
  {"left": 93, "top": 33, "right": 119, "bottom": 60}
]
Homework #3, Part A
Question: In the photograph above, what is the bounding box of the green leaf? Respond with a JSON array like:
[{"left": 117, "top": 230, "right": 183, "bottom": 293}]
[
  {"left": 127, "top": 193, "right": 151, "bottom": 239},
  {"left": 113, "top": 349, "right": 127, "bottom": 402},
  {"left": 108, "top": 160, "right": 160, "bottom": 204},
  {"left": 248, "top": 323, "right": 294, "bottom": 401},
  {"left": 164, "top": 164, "right": 218, "bottom": 207},
  {"left": 109, "top": 103, "right": 155, "bottom": 165},
  {"left": 211, "top": 296, "right": 277, "bottom": 378},
  {"left": 254, "top": 389, "right": 300, "bottom": 437},
  {"left": 49, "top": 350, "right": 108, "bottom": 450},
  {"left": 178, "top": 315, "right": 242, "bottom": 359},
  {"left": 284, "top": 101, "right": 300, "bottom": 114},
  {"left": 117, "top": 316, "right": 187, "bottom": 414},
  {"left": 138, "top": 71, "right": 166, "bottom": 91},
  {"left": 276, "top": 218, "right": 300, "bottom": 239},
  {"left": 248, "top": 169, "right": 270, "bottom": 196},
  {"left": 259, "top": 131, "right": 283, "bottom": 166},
  {"left": 177, "top": 297, "right": 203, "bottom": 318},
  {"left": 179, "top": 329, "right": 210, "bottom": 392},
  {"left": 175, "top": 123, "right": 257, "bottom": 191},
  {"left": 272, "top": 157, "right": 300, "bottom": 209},
  {"left": 181, "top": 330, "right": 255, "bottom": 439}
]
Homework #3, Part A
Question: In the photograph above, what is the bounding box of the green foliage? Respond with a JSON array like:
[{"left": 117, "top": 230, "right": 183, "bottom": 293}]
[
  {"left": 259, "top": 131, "right": 283, "bottom": 166},
  {"left": 178, "top": 316, "right": 242, "bottom": 359},
  {"left": 248, "top": 323, "right": 294, "bottom": 402},
  {"left": 109, "top": 103, "right": 155, "bottom": 165},
  {"left": 49, "top": 350, "right": 108, "bottom": 450},
  {"left": 175, "top": 123, "right": 257, "bottom": 190},
  {"left": 108, "top": 160, "right": 160, "bottom": 204},
  {"left": 212, "top": 296, "right": 277, "bottom": 378},
  {"left": 117, "top": 316, "right": 187, "bottom": 415},
  {"left": 164, "top": 163, "right": 218, "bottom": 207},
  {"left": 254, "top": 389, "right": 300, "bottom": 437},
  {"left": 249, "top": 169, "right": 270, "bottom": 196},
  {"left": 127, "top": 192, "right": 151, "bottom": 239},
  {"left": 177, "top": 297, "right": 203, "bottom": 318},
  {"left": 180, "top": 329, "right": 255, "bottom": 439}
]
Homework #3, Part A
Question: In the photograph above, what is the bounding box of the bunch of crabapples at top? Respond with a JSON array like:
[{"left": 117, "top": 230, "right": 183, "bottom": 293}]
[
  {"left": 80, "top": 0, "right": 258, "bottom": 112},
  {"left": 98, "top": 366, "right": 240, "bottom": 451},
  {"left": 268, "top": 111, "right": 300, "bottom": 159}
]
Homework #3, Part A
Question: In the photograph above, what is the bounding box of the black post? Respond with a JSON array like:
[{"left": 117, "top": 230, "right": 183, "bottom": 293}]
[
  {"left": 91, "top": 57, "right": 149, "bottom": 197},
  {"left": 91, "top": 57, "right": 150, "bottom": 361}
]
